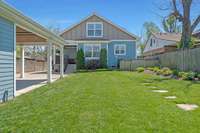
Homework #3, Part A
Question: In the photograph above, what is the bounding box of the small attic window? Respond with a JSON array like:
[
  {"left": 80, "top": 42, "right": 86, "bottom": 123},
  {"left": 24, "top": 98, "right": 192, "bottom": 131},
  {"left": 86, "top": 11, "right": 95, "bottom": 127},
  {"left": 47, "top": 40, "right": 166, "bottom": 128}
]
[{"left": 86, "top": 22, "right": 103, "bottom": 37}]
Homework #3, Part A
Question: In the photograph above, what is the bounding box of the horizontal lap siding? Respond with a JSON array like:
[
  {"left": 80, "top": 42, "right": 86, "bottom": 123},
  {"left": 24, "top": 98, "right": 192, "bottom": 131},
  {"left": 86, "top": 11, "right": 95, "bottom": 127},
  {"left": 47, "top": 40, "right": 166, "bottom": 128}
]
[
  {"left": 108, "top": 41, "right": 136, "bottom": 67},
  {"left": 0, "top": 17, "right": 14, "bottom": 102}
]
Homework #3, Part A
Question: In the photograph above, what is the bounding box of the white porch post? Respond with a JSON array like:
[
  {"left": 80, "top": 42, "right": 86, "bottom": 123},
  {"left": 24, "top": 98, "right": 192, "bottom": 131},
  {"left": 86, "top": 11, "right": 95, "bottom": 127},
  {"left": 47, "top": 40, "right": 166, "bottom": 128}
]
[
  {"left": 13, "top": 24, "right": 16, "bottom": 97},
  {"left": 20, "top": 46, "right": 25, "bottom": 78},
  {"left": 47, "top": 42, "right": 52, "bottom": 83},
  {"left": 60, "top": 46, "right": 64, "bottom": 78},
  {"left": 53, "top": 45, "right": 56, "bottom": 65}
]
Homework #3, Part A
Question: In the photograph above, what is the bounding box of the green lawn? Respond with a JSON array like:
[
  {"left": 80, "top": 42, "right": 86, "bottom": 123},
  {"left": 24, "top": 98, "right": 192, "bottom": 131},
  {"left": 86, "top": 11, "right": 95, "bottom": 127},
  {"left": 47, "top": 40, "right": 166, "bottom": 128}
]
[{"left": 1, "top": 71, "right": 200, "bottom": 132}]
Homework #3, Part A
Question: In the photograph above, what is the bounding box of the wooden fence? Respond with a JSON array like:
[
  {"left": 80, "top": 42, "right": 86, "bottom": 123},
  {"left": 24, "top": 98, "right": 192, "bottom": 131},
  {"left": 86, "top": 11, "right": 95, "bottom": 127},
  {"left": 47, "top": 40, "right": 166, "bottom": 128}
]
[
  {"left": 16, "top": 58, "right": 47, "bottom": 73},
  {"left": 120, "top": 59, "right": 159, "bottom": 71},
  {"left": 120, "top": 47, "right": 200, "bottom": 72}
]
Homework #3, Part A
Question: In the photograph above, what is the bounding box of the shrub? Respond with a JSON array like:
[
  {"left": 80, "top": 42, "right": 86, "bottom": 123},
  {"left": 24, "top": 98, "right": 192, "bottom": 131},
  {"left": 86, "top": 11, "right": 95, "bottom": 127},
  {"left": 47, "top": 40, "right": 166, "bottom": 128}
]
[
  {"left": 178, "top": 72, "right": 188, "bottom": 80},
  {"left": 178, "top": 71, "right": 196, "bottom": 80},
  {"left": 173, "top": 69, "right": 179, "bottom": 77},
  {"left": 160, "top": 67, "right": 173, "bottom": 76},
  {"left": 187, "top": 71, "right": 196, "bottom": 80},
  {"left": 147, "top": 67, "right": 154, "bottom": 71},
  {"left": 100, "top": 48, "right": 107, "bottom": 68},
  {"left": 197, "top": 74, "right": 200, "bottom": 80},
  {"left": 85, "top": 59, "right": 100, "bottom": 70},
  {"left": 136, "top": 67, "right": 145, "bottom": 73},
  {"left": 156, "top": 69, "right": 162, "bottom": 75},
  {"left": 76, "top": 49, "right": 85, "bottom": 70},
  {"left": 153, "top": 67, "right": 160, "bottom": 73}
]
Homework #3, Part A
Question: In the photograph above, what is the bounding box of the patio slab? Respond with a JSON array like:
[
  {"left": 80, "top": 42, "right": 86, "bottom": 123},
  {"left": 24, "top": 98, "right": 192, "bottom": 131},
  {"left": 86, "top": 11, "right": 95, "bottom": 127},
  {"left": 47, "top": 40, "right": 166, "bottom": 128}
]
[
  {"left": 152, "top": 90, "right": 168, "bottom": 93},
  {"left": 177, "top": 104, "right": 198, "bottom": 111},
  {"left": 16, "top": 72, "right": 68, "bottom": 96},
  {"left": 165, "top": 96, "right": 177, "bottom": 99}
]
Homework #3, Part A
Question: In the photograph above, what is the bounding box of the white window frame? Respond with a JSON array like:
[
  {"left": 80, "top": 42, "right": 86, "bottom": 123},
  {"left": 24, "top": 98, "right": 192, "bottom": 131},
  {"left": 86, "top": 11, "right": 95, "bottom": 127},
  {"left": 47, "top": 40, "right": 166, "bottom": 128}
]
[
  {"left": 84, "top": 44, "right": 101, "bottom": 60},
  {"left": 86, "top": 22, "right": 103, "bottom": 38},
  {"left": 114, "top": 44, "right": 126, "bottom": 56}
]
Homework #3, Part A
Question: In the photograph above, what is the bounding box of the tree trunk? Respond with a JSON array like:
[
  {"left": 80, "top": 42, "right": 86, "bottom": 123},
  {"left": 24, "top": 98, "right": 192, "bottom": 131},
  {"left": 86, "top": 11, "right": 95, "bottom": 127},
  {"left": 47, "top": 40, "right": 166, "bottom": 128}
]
[{"left": 180, "top": 0, "right": 192, "bottom": 49}]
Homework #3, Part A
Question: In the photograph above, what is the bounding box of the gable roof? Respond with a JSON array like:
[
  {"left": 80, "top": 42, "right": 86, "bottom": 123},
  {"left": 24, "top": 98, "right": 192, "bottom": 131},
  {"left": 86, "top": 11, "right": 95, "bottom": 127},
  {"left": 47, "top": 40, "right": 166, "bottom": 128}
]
[
  {"left": 152, "top": 32, "right": 181, "bottom": 42},
  {"left": 60, "top": 13, "right": 138, "bottom": 40}
]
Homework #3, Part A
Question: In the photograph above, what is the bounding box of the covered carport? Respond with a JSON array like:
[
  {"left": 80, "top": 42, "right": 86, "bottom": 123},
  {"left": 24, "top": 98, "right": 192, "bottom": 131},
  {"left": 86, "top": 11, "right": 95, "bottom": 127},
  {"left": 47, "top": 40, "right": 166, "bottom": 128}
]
[{"left": 0, "top": 1, "right": 67, "bottom": 101}]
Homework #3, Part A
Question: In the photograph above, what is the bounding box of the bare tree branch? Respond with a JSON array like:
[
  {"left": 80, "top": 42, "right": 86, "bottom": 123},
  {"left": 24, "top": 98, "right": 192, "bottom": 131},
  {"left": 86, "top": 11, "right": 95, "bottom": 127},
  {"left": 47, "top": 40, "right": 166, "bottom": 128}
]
[
  {"left": 191, "top": 15, "right": 200, "bottom": 32},
  {"left": 171, "top": 0, "right": 183, "bottom": 21}
]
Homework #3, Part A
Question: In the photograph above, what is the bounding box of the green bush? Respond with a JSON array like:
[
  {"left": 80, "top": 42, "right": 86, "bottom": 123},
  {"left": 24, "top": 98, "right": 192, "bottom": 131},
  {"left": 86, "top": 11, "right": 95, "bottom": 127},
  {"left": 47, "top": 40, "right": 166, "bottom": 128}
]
[
  {"left": 187, "top": 71, "right": 196, "bottom": 80},
  {"left": 85, "top": 59, "right": 100, "bottom": 70},
  {"left": 160, "top": 67, "right": 173, "bottom": 76},
  {"left": 147, "top": 67, "right": 154, "bottom": 71},
  {"left": 100, "top": 48, "right": 107, "bottom": 68},
  {"left": 178, "top": 71, "right": 196, "bottom": 80},
  {"left": 173, "top": 69, "right": 179, "bottom": 76},
  {"left": 136, "top": 67, "right": 145, "bottom": 73},
  {"left": 153, "top": 67, "right": 161, "bottom": 75},
  {"left": 76, "top": 49, "right": 85, "bottom": 70},
  {"left": 178, "top": 72, "right": 188, "bottom": 80},
  {"left": 197, "top": 74, "right": 200, "bottom": 80}
]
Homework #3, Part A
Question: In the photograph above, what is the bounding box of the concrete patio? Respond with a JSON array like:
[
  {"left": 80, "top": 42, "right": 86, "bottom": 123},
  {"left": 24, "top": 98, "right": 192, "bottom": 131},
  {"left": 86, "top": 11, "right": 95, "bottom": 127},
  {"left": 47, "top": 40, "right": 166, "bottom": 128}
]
[{"left": 16, "top": 71, "right": 68, "bottom": 96}]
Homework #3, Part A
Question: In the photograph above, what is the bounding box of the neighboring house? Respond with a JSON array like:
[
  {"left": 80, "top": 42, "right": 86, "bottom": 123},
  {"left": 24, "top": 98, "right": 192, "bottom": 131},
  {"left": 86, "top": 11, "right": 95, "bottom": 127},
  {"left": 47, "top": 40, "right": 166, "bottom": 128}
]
[
  {"left": 60, "top": 13, "right": 137, "bottom": 68},
  {"left": 143, "top": 33, "right": 181, "bottom": 57},
  {"left": 193, "top": 30, "right": 200, "bottom": 39}
]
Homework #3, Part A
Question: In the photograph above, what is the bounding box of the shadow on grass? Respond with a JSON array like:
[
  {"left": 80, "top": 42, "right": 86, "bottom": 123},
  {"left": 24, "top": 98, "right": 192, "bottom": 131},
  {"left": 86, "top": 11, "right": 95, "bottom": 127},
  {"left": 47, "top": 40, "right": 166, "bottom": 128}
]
[{"left": 75, "top": 69, "right": 113, "bottom": 74}]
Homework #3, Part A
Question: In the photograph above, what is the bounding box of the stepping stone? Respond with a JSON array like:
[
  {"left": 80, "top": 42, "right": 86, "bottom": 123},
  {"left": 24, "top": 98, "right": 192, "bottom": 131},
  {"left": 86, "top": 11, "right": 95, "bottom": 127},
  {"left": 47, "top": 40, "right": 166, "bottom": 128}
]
[
  {"left": 152, "top": 90, "right": 168, "bottom": 93},
  {"left": 177, "top": 104, "right": 198, "bottom": 111},
  {"left": 165, "top": 96, "right": 177, "bottom": 99},
  {"left": 142, "top": 83, "right": 151, "bottom": 85},
  {"left": 148, "top": 86, "right": 157, "bottom": 89}
]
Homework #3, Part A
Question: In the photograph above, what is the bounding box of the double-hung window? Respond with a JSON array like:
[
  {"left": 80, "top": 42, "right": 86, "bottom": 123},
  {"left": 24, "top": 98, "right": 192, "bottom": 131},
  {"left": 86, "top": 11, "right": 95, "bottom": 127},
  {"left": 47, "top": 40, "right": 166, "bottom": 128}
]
[
  {"left": 87, "top": 22, "right": 103, "bottom": 37},
  {"left": 84, "top": 44, "right": 101, "bottom": 59},
  {"left": 114, "top": 45, "right": 126, "bottom": 55}
]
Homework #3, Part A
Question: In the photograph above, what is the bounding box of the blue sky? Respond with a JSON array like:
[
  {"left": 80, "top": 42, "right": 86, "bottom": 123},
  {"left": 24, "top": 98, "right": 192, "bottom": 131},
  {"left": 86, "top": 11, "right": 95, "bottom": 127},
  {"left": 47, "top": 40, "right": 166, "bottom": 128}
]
[{"left": 5, "top": 0, "right": 200, "bottom": 36}]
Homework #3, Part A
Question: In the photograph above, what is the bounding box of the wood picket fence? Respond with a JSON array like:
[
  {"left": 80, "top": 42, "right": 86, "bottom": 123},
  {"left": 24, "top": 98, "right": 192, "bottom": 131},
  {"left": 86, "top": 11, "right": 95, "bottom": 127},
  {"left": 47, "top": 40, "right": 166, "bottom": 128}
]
[{"left": 120, "top": 47, "right": 200, "bottom": 72}]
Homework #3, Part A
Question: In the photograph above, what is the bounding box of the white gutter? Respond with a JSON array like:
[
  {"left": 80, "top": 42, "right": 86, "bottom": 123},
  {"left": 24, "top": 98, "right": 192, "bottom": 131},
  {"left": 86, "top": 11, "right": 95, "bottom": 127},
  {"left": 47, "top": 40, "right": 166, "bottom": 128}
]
[{"left": 0, "top": 1, "right": 67, "bottom": 46}]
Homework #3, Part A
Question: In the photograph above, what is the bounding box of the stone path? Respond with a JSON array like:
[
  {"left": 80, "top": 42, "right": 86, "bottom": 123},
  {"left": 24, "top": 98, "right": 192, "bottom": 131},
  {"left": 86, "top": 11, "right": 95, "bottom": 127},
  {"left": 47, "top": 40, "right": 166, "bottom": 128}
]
[
  {"left": 177, "top": 104, "right": 198, "bottom": 111},
  {"left": 152, "top": 90, "right": 168, "bottom": 93},
  {"left": 165, "top": 96, "right": 177, "bottom": 99}
]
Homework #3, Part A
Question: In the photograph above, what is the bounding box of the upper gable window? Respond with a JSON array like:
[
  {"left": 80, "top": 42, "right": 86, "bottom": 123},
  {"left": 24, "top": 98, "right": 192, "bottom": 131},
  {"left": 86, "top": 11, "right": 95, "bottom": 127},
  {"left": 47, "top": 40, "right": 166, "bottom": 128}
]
[{"left": 87, "top": 22, "right": 103, "bottom": 37}]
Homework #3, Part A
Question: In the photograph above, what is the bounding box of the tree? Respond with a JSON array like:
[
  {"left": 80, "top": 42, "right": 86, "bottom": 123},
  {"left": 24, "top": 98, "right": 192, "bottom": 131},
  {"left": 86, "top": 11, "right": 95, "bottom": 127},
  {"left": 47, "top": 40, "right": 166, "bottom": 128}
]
[
  {"left": 143, "top": 22, "right": 161, "bottom": 39},
  {"left": 100, "top": 48, "right": 107, "bottom": 68},
  {"left": 76, "top": 49, "right": 85, "bottom": 69},
  {"left": 170, "top": 0, "right": 200, "bottom": 48},
  {"left": 162, "top": 15, "right": 181, "bottom": 33},
  {"left": 138, "top": 43, "right": 145, "bottom": 55}
]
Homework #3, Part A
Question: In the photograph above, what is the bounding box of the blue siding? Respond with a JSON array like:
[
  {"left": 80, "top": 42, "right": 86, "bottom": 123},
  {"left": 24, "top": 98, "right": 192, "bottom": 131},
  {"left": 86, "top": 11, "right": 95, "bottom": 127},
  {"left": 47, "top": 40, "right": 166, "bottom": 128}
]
[
  {"left": 0, "top": 17, "right": 14, "bottom": 102},
  {"left": 108, "top": 41, "right": 136, "bottom": 67},
  {"left": 77, "top": 41, "right": 136, "bottom": 68}
]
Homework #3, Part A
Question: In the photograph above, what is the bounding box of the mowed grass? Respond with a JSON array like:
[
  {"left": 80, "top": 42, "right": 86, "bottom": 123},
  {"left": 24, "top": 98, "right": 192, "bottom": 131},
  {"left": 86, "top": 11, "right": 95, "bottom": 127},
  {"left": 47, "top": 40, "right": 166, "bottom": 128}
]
[{"left": 1, "top": 71, "right": 200, "bottom": 132}]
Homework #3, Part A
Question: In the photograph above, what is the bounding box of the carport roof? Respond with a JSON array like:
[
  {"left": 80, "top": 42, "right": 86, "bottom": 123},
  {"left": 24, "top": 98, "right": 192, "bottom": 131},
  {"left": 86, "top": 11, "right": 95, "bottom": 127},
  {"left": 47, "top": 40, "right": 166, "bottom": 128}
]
[{"left": 0, "top": 1, "right": 67, "bottom": 46}]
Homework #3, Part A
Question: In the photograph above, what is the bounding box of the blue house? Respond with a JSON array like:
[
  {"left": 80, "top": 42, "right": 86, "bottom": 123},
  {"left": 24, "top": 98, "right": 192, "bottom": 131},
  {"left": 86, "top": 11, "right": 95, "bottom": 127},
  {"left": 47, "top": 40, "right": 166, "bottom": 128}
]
[
  {"left": 0, "top": 1, "right": 66, "bottom": 102},
  {"left": 60, "top": 13, "right": 137, "bottom": 68}
]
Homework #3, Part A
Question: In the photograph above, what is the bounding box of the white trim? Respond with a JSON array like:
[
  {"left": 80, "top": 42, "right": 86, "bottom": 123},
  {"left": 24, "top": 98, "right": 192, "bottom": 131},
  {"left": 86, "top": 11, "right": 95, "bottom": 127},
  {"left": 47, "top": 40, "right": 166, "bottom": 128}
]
[
  {"left": 60, "top": 13, "right": 138, "bottom": 39},
  {"left": 111, "top": 40, "right": 136, "bottom": 42},
  {"left": 0, "top": 1, "right": 66, "bottom": 46},
  {"left": 16, "top": 42, "right": 49, "bottom": 46},
  {"left": 114, "top": 44, "right": 126, "bottom": 56},
  {"left": 86, "top": 22, "right": 103, "bottom": 38},
  {"left": 13, "top": 23, "right": 16, "bottom": 97},
  {"left": 84, "top": 44, "right": 101, "bottom": 60},
  {"left": 106, "top": 43, "right": 109, "bottom": 66},
  {"left": 47, "top": 42, "right": 52, "bottom": 83},
  {"left": 76, "top": 40, "right": 110, "bottom": 43},
  {"left": 20, "top": 46, "right": 25, "bottom": 78},
  {"left": 60, "top": 46, "right": 64, "bottom": 78}
]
